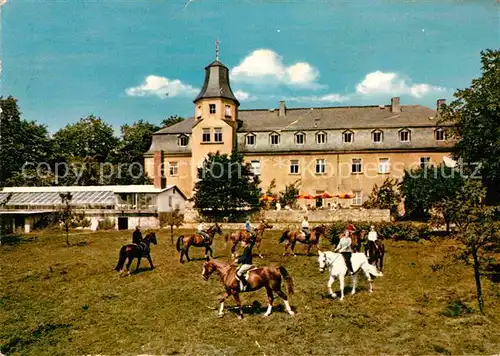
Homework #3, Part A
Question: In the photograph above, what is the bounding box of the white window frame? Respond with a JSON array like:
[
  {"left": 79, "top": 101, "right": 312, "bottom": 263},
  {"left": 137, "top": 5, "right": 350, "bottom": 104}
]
[
  {"left": 202, "top": 128, "right": 211, "bottom": 143},
  {"left": 420, "top": 157, "right": 430, "bottom": 169},
  {"left": 352, "top": 191, "right": 363, "bottom": 206},
  {"left": 178, "top": 135, "right": 188, "bottom": 147},
  {"left": 270, "top": 132, "right": 280, "bottom": 145},
  {"left": 351, "top": 158, "right": 362, "bottom": 174},
  {"left": 246, "top": 134, "right": 256, "bottom": 146},
  {"left": 399, "top": 129, "right": 411, "bottom": 142},
  {"left": 295, "top": 132, "right": 305, "bottom": 145},
  {"left": 372, "top": 130, "right": 383, "bottom": 143},
  {"left": 343, "top": 130, "right": 354, "bottom": 144},
  {"left": 225, "top": 105, "right": 231, "bottom": 118},
  {"left": 316, "top": 159, "right": 326, "bottom": 174},
  {"left": 378, "top": 158, "right": 389, "bottom": 174},
  {"left": 435, "top": 128, "right": 445, "bottom": 141},
  {"left": 290, "top": 160, "right": 300, "bottom": 175},
  {"left": 250, "top": 160, "right": 261, "bottom": 176},
  {"left": 316, "top": 132, "right": 326, "bottom": 144},
  {"left": 169, "top": 162, "right": 178, "bottom": 177},
  {"left": 209, "top": 104, "right": 216, "bottom": 114},
  {"left": 214, "top": 128, "right": 223, "bottom": 143}
]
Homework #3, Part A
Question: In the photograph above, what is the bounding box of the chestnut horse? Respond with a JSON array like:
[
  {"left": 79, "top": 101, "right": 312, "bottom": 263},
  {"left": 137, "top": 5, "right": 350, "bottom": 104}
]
[
  {"left": 225, "top": 221, "right": 273, "bottom": 259},
  {"left": 279, "top": 224, "right": 327, "bottom": 256},
  {"left": 176, "top": 223, "right": 222, "bottom": 263},
  {"left": 115, "top": 232, "right": 157, "bottom": 276},
  {"left": 350, "top": 229, "right": 367, "bottom": 253},
  {"left": 201, "top": 258, "right": 295, "bottom": 319}
]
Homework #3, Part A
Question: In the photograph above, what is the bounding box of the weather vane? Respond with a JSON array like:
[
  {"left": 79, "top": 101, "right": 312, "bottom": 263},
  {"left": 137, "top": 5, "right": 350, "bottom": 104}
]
[{"left": 215, "top": 38, "right": 220, "bottom": 61}]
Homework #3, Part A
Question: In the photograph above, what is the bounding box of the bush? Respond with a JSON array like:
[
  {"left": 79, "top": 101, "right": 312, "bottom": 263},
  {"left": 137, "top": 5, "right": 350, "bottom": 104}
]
[
  {"left": 327, "top": 221, "right": 431, "bottom": 245},
  {"left": 97, "top": 218, "right": 115, "bottom": 230},
  {"left": 442, "top": 300, "right": 473, "bottom": 318}
]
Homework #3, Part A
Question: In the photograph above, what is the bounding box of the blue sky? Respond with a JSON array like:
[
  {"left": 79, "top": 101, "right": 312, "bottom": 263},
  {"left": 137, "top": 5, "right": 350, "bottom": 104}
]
[{"left": 2, "top": 0, "right": 498, "bottom": 133}]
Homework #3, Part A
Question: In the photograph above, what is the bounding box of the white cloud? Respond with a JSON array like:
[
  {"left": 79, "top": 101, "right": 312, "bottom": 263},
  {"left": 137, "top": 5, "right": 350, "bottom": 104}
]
[
  {"left": 355, "top": 71, "right": 445, "bottom": 98},
  {"left": 285, "top": 93, "right": 349, "bottom": 103},
  {"left": 234, "top": 90, "right": 256, "bottom": 101},
  {"left": 126, "top": 75, "right": 199, "bottom": 98},
  {"left": 231, "top": 49, "right": 323, "bottom": 89}
]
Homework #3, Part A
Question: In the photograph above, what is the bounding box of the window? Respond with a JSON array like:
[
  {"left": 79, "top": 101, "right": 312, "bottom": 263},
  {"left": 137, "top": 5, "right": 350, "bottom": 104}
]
[
  {"left": 420, "top": 157, "right": 430, "bottom": 169},
  {"left": 246, "top": 134, "right": 255, "bottom": 146},
  {"left": 295, "top": 132, "right": 305, "bottom": 145},
  {"left": 178, "top": 135, "right": 188, "bottom": 147},
  {"left": 316, "top": 159, "right": 326, "bottom": 174},
  {"left": 270, "top": 132, "right": 280, "bottom": 145},
  {"left": 435, "top": 128, "right": 445, "bottom": 141},
  {"left": 197, "top": 105, "right": 202, "bottom": 119},
  {"left": 168, "top": 196, "right": 173, "bottom": 208},
  {"left": 316, "top": 132, "right": 326, "bottom": 144},
  {"left": 290, "top": 160, "right": 300, "bottom": 174},
  {"left": 209, "top": 104, "right": 216, "bottom": 114},
  {"left": 169, "top": 162, "right": 178, "bottom": 176},
  {"left": 372, "top": 130, "right": 383, "bottom": 143},
  {"left": 351, "top": 158, "right": 362, "bottom": 173},
  {"left": 399, "top": 129, "right": 411, "bottom": 142},
  {"left": 202, "top": 128, "right": 211, "bottom": 143},
  {"left": 225, "top": 105, "right": 231, "bottom": 117},
  {"left": 343, "top": 131, "right": 353, "bottom": 143},
  {"left": 251, "top": 160, "right": 261, "bottom": 175},
  {"left": 214, "top": 128, "right": 223, "bottom": 142},
  {"left": 378, "top": 158, "right": 389, "bottom": 174},
  {"left": 352, "top": 191, "right": 363, "bottom": 206}
]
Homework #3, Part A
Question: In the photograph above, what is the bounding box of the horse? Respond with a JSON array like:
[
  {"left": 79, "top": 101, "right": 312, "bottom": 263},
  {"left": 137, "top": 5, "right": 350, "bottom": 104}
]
[
  {"left": 225, "top": 221, "right": 273, "bottom": 259},
  {"left": 201, "top": 258, "right": 295, "bottom": 319},
  {"left": 279, "top": 224, "right": 327, "bottom": 256},
  {"left": 350, "top": 229, "right": 367, "bottom": 253},
  {"left": 317, "top": 250, "right": 382, "bottom": 301},
  {"left": 366, "top": 240, "right": 385, "bottom": 272},
  {"left": 115, "top": 232, "right": 158, "bottom": 276},
  {"left": 176, "top": 223, "right": 222, "bottom": 263}
]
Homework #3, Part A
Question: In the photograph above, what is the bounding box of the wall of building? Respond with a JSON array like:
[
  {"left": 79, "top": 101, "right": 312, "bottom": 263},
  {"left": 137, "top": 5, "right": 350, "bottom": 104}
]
[{"left": 157, "top": 189, "right": 186, "bottom": 212}]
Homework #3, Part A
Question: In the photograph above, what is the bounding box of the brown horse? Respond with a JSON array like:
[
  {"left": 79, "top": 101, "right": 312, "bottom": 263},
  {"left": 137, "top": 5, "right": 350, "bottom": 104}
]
[
  {"left": 176, "top": 223, "right": 222, "bottom": 263},
  {"left": 225, "top": 221, "right": 273, "bottom": 259},
  {"left": 367, "top": 240, "right": 385, "bottom": 273},
  {"left": 351, "top": 229, "right": 367, "bottom": 252},
  {"left": 201, "top": 258, "right": 295, "bottom": 319},
  {"left": 115, "top": 232, "right": 157, "bottom": 276},
  {"left": 279, "top": 224, "right": 327, "bottom": 256}
]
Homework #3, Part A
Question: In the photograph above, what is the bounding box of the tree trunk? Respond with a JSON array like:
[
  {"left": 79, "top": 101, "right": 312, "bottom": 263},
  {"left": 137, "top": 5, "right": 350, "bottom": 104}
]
[
  {"left": 65, "top": 226, "right": 70, "bottom": 247},
  {"left": 170, "top": 225, "right": 174, "bottom": 245},
  {"left": 472, "top": 248, "right": 484, "bottom": 314}
]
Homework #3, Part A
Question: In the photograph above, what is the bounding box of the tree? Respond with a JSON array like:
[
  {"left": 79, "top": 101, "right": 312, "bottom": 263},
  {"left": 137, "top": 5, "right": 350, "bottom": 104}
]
[
  {"left": 192, "top": 151, "right": 261, "bottom": 221},
  {"left": 279, "top": 179, "right": 301, "bottom": 208},
  {"left": 161, "top": 115, "right": 184, "bottom": 128},
  {"left": 363, "top": 177, "right": 402, "bottom": 219},
  {"left": 57, "top": 192, "right": 74, "bottom": 247},
  {"left": 0, "top": 193, "right": 12, "bottom": 245},
  {"left": 159, "top": 209, "right": 184, "bottom": 244},
  {"left": 446, "top": 179, "right": 500, "bottom": 314},
  {"left": 440, "top": 49, "right": 500, "bottom": 204}
]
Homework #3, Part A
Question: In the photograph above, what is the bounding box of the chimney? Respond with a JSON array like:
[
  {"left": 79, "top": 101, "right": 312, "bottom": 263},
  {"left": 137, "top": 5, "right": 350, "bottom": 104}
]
[
  {"left": 279, "top": 100, "right": 286, "bottom": 117},
  {"left": 153, "top": 151, "right": 166, "bottom": 189},
  {"left": 436, "top": 98, "right": 446, "bottom": 110},
  {"left": 391, "top": 97, "right": 400, "bottom": 113}
]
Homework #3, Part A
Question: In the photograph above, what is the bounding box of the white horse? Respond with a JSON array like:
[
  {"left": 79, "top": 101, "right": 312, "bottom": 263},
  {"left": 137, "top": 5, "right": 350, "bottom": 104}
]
[{"left": 317, "top": 250, "right": 382, "bottom": 301}]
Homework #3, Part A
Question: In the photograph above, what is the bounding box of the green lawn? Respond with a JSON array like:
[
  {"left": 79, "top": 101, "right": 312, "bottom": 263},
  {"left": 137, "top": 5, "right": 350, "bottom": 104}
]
[{"left": 0, "top": 229, "right": 499, "bottom": 355}]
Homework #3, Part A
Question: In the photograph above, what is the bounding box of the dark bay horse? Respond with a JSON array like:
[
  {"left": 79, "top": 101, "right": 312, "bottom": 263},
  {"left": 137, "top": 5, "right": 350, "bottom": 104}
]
[
  {"left": 367, "top": 240, "right": 385, "bottom": 273},
  {"left": 225, "top": 221, "right": 273, "bottom": 259},
  {"left": 115, "top": 232, "right": 157, "bottom": 276},
  {"left": 176, "top": 223, "right": 222, "bottom": 263},
  {"left": 201, "top": 258, "right": 295, "bottom": 319},
  {"left": 351, "top": 229, "right": 367, "bottom": 253},
  {"left": 279, "top": 224, "right": 327, "bottom": 256}
]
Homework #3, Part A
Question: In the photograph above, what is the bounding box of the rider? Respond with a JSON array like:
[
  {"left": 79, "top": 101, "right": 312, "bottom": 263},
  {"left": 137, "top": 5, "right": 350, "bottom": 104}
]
[
  {"left": 245, "top": 218, "right": 256, "bottom": 240},
  {"left": 197, "top": 221, "right": 210, "bottom": 244},
  {"left": 301, "top": 216, "right": 310, "bottom": 243},
  {"left": 235, "top": 235, "right": 257, "bottom": 291},
  {"left": 132, "top": 226, "right": 143, "bottom": 245},
  {"left": 335, "top": 231, "right": 354, "bottom": 275},
  {"left": 367, "top": 225, "right": 379, "bottom": 256}
]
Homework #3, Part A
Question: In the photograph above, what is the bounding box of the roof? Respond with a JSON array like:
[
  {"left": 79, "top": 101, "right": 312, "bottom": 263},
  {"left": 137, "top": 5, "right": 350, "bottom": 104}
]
[
  {"left": 152, "top": 104, "right": 442, "bottom": 136},
  {"left": 1, "top": 185, "right": 175, "bottom": 194},
  {"left": 193, "top": 60, "right": 240, "bottom": 105}
]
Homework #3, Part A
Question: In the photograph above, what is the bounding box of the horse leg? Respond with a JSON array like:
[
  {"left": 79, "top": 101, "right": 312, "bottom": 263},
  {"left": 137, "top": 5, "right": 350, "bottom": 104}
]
[
  {"left": 135, "top": 257, "right": 141, "bottom": 273},
  {"left": 264, "top": 286, "right": 274, "bottom": 317},
  {"left": 147, "top": 254, "right": 154, "bottom": 270},
  {"left": 275, "top": 289, "right": 295, "bottom": 316},
  {"left": 328, "top": 275, "right": 336, "bottom": 298},
  {"left": 257, "top": 240, "right": 263, "bottom": 259},
  {"left": 204, "top": 246, "right": 209, "bottom": 260},
  {"left": 209, "top": 246, "right": 214, "bottom": 258},
  {"left": 185, "top": 246, "right": 191, "bottom": 262},
  {"left": 291, "top": 241, "right": 297, "bottom": 257},
  {"left": 379, "top": 252, "right": 384, "bottom": 274},
  {"left": 218, "top": 291, "right": 230, "bottom": 317},
  {"left": 231, "top": 241, "right": 237, "bottom": 259},
  {"left": 233, "top": 293, "right": 244, "bottom": 319},
  {"left": 179, "top": 249, "right": 184, "bottom": 264},
  {"left": 125, "top": 258, "right": 133, "bottom": 276},
  {"left": 351, "top": 273, "right": 357, "bottom": 295},
  {"left": 339, "top": 275, "right": 345, "bottom": 301}
]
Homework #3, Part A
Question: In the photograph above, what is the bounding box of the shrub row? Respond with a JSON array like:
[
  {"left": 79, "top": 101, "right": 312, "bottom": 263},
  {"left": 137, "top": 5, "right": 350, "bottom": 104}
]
[{"left": 327, "top": 221, "right": 431, "bottom": 246}]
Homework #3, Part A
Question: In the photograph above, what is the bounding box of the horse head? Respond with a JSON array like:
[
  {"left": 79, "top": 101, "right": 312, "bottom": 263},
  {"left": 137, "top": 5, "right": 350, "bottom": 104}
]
[
  {"left": 213, "top": 223, "right": 223, "bottom": 235},
  {"left": 201, "top": 259, "right": 216, "bottom": 281},
  {"left": 317, "top": 250, "right": 328, "bottom": 273},
  {"left": 260, "top": 220, "right": 273, "bottom": 229},
  {"left": 145, "top": 232, "right": 158, "bottom": 245}
]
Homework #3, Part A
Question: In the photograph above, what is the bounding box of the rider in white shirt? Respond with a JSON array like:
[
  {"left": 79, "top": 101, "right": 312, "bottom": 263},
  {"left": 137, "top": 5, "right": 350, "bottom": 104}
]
[
  {"left": 301, "top": 216, "right": 310, "bottom": 243},
  {"left": 335, "top": 232, "right": 354, "bottom": 274},
  {"left": 197, "top": 222, "right": 210, "bottom": 244},
  {"left": 367, "top": 225, "right": 379, "bottom": 255}
]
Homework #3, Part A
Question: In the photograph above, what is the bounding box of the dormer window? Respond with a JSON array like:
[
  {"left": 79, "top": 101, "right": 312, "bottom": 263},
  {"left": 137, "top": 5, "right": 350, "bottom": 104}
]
[
  {"left": 435, "top": 127, "right": 446, "bottom": 141},
  {"left": 178, "top": 135, "right": 189, "bottom": 147},
  {"left": 372, "top": 129, "right": 383, "bottom": 143},
  {"left": 225, "top": 105, "right": 231, "bottom": 118},
  {"left": 202, "top": 128, "right": 211, "bottom": 143},
  {"left": 343, "top": 130, "right": 354, "bottom": 143},
  {"left": 295, "top": 132, "right": 305, "bottom": 145},
  {"left": 209, "top": 104, "right": 216, "bottom": 114},
  {"left": 316, "top": 131, "right": 326, "bottom": 144},
  {"left": 270, "top": 132, "right": 280, "bottom": 145},
  {"left": 399, "top": 129, "right": 411, "bottom": 142},
  {"left": 246, "top": 133, "right": 256, "bottom": 146}
]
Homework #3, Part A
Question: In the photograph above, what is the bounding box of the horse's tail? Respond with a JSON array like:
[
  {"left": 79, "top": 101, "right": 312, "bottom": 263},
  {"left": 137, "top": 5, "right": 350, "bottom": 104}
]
[
  {"left": 176, "top": 235, "right": 184, "bottom": 252},
  {"left": 361, "top": 259, "right": 382, "bottom": 277},
  {"left": 115, "top": 246, "right": 127, "bottom": 271},
  {"left": 279, "top": 231, "right": 289, "bottom": 244},
  {"left": 279, "top": 266, "right": 294, "bottom": 295}
]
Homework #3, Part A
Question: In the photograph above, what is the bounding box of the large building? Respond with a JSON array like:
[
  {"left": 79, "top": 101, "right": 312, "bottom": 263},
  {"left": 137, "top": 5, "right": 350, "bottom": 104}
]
[{"left": 145, "top": 55, "right": 453, "bottom": 208}]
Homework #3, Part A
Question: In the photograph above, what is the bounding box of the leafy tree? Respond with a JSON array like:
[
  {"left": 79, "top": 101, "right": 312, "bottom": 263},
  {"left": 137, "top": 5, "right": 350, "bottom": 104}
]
[
  {"left": 161, "top": 115, "right": 184, "bottom": 128},
  {"left": 279, "top": 179, "right": 301, "bottom": 208},
  {"left": 57, "top": 192, "right": 74, "bottom": 247},
  {"left": 0, "top": 193, "right": 12, "bottom": 245},
  {"left": 440, "top": 49, "right": 500, "bottom": 204},
  {"left": 159, "top": 209, "right": 184, "bottom": 244},
  {"left": 192, "top": 151, "right": 261, "bottom": 221},
  {"left": 363, "top": 177, "right": 402, "bottom": 219},
  {"left": 446, "top": 180, "right": 500, "bottom": 314}
]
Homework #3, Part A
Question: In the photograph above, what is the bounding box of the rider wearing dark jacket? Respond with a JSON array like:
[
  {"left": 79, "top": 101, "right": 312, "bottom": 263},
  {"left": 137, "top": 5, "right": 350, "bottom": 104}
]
[
  {"left": 235, "top": 235, "right": 256, "bottom": 290},
  {"left": 132, "top": 226, "right": 143, "bottom": 245}
]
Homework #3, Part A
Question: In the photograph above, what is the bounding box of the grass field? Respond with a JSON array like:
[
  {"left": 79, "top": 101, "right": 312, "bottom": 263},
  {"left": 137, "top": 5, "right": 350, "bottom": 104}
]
[{"left": 1, "top": 229, "right": 499, "bottom": 355}]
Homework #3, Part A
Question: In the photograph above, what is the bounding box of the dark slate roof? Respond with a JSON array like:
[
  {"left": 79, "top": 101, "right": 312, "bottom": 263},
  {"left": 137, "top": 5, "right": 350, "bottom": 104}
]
[
  {"left": 193, "top": 60, "right": 240, "bottom": 105},
  {"left": 153, "top": 104, "right": 441, "bottom": 135}
]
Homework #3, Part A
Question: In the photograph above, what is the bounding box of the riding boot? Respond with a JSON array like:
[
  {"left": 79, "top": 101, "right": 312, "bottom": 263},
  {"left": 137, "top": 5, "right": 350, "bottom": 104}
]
[{"left": 239, "top": 276, "right": 248, "bottom": 291}]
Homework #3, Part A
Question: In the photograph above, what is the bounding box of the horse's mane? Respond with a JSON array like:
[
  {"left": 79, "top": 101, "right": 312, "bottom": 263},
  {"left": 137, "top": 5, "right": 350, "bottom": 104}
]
[{"left": 210, "top": 259, "right": 237, "bottom": 286}]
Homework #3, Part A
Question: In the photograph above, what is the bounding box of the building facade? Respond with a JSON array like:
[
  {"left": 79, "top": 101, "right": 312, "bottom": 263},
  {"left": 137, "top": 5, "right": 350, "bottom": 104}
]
[{"left": 145, "top": 57, "right": 453, "bottom": 208}]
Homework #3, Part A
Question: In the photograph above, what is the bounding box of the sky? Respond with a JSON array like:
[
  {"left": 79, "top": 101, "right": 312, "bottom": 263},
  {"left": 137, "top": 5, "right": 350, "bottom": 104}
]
[{"left": 1, "top": 0, "right": 498, "bottom": 133}]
